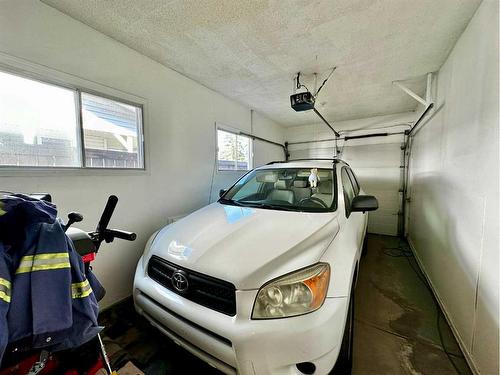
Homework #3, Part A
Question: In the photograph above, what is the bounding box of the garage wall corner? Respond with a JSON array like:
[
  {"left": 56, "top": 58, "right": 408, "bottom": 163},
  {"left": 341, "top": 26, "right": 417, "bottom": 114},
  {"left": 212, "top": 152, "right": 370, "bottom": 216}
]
[{"left": 406, "top": 1, "right": 499, "bottom": 373}]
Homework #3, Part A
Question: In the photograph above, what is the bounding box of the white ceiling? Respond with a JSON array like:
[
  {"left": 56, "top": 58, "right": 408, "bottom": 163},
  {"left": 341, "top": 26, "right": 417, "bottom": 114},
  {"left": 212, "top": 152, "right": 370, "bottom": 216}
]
[{"left": 41, "top": 0, "right": 481, "bottom": 127}]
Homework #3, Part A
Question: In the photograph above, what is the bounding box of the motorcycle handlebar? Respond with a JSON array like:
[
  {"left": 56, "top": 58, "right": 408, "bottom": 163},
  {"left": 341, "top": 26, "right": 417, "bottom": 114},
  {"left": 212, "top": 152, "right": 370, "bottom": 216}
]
[
  {"left": 93, "top": 195, "right": 137, "bottom": 249},
  {"left": 105, "top": 229, "right": 137, "bottom": 242},
  {"left": 96, "top": 195, "right": 118, "bottom": 234}
]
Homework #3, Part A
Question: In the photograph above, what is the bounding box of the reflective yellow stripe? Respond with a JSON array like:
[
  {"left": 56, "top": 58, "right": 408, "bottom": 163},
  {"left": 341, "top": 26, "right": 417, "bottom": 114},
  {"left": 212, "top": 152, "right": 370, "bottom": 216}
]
[
  {"left": 0, "top": 202, "right": 5, "bottom": 216},
  {"left": 0, "top": 278, "right": 11, "bottom": 303},
  {"left": 72, "top": 279, "right": 92, "bottom": 299},
  {"left": 16, "top": 253, "right": 70, "bottom": 274},
  {"left": 16, "top": 262, "right": 71, "bottom": 274},
  {"left": 19, "top": 253, "right": 69, "bottom": 261},
  {"left": 0, "top": 291, "right": 10, "bottom": 303},
  {"left": 72, "top": 280, "right": 89, "bottom": 289},
  {"left": 0, "top": 278, "right": 10, "bottom": 289},
  {"left": 72, "top": 288, "right": 92, "bottom": 299}
]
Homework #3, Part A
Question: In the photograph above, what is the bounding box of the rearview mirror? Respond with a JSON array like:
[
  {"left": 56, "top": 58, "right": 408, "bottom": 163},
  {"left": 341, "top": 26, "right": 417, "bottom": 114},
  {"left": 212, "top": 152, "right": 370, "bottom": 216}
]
[
  {"left": 351, "top": 195, "right": 378, "bottom": 212},
  {"left": 219, "top": 189, "right": 227, "bottom": 198}
]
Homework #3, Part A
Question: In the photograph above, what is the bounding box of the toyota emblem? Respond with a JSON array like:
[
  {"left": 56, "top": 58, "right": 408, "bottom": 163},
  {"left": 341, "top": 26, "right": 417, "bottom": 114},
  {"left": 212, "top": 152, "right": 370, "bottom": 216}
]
[{"left": 171, "top": 270, "right": 189, "bottom": 293}]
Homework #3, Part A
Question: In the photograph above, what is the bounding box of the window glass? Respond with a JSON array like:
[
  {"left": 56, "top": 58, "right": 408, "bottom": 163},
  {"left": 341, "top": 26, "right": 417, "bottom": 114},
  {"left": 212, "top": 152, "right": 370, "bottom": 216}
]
[
  {"left": 81, "top": 93, "right": 143, "bottom": 168},
  {"left": 231, "top": 174, "right": 262, "bottom": 200},
  {"left": 347, "top": 168, "right": 360, "bottom": 195},
  {"left": 341, "top": 167, "right": 356, "bottom": 217},
  {"left": 217, "top": 129, "right": 252, "bottom": 171},
  {"left": 0, "top": 69, "right": 145, "bottom": 170},
  {"left": 0, "top": 71, "right": 79, "bottom": 167},
  {"left": 222, "top": 168, "right": 335, "bottom": 212}
]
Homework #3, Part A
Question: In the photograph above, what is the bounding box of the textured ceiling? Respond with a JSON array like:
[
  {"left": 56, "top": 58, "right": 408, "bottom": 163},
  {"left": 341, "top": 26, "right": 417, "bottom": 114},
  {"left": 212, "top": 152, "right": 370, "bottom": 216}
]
[{"left": 41, "top": 0, "right": 481, "bottom": 127}]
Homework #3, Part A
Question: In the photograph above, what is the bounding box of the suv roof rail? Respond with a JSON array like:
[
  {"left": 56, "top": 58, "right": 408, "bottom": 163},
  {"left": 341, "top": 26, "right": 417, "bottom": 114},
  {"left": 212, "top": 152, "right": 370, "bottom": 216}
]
[{"left": 265, "top": 158, "right": 348, "bottom": 165}]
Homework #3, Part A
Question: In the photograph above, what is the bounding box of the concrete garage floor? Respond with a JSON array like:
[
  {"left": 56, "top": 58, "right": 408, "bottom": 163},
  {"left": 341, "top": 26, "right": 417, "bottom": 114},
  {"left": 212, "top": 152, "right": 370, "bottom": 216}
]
[
  {"left": 353, "top": 235, "right": 471, "bottom": 375},
  {"left": 100, "top": 235, "right": 471, "bottom": 375}
]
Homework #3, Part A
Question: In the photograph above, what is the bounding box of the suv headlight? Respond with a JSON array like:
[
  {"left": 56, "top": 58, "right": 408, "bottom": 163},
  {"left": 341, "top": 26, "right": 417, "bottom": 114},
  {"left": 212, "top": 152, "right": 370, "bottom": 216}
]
[{"left": 252, "top": 263, "right": 330, "bottom": 319}]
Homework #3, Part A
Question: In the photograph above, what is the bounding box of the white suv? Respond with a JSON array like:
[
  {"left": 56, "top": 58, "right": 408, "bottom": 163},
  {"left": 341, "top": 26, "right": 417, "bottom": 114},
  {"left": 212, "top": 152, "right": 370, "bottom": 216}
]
[{"left": 133, "top": 159, "right": 378, "bottom": 375}]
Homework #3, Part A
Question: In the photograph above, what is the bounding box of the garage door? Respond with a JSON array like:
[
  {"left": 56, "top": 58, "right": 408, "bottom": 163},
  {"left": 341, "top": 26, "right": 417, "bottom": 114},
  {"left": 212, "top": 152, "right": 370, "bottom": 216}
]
[{"left": 289, "top": 134, "right": 404, "bottom": 236}]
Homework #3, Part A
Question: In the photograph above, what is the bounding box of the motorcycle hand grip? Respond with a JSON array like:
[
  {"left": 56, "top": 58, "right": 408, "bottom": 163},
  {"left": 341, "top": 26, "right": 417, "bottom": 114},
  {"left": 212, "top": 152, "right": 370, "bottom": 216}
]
[
  {"left": 105, "top": 229, "right": 137, "bottom": 241},
  {"left": 96, "top": 195, "right": 118, "bottom": 233}
]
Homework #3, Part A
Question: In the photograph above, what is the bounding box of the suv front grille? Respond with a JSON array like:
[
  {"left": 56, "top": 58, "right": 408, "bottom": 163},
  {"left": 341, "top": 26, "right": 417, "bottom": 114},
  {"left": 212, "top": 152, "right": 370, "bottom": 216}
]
[{"left": 147, "top": 256, "right": 236, "bottom": 316}]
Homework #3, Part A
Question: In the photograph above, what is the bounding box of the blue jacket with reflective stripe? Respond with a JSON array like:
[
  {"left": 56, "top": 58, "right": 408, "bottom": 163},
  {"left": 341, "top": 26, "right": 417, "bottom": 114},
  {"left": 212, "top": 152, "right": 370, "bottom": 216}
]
[{"left": 0, "top": 195, "right": 102, "bottom": 364}]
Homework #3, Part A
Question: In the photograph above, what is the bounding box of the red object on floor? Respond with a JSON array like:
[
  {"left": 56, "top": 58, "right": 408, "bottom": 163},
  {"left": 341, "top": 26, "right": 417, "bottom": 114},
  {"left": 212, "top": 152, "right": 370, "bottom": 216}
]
[
  {"left": 81, "top": 252, "right": 96, "bottom": 263},
  {"left": 0, "top": 354, "right": 58, "bottom": 375},
  {"left": 1, "top": 353, "right": 105, "bottom": 375},
  {"left": 84, "top": 357, "right": 106, "bottom": 375}
]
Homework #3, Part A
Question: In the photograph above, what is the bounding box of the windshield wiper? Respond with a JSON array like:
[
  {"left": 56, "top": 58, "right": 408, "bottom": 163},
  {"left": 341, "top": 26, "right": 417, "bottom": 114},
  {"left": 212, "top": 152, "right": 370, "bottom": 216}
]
[
  {"left": 218, "top": 198, "right": 245, "bottom": 206},
  {"left": 219, "top": 199, "right": 298, "bottom": 211},
  {"left": 246, "top": 203, "right": 299, "bottom": 212}
]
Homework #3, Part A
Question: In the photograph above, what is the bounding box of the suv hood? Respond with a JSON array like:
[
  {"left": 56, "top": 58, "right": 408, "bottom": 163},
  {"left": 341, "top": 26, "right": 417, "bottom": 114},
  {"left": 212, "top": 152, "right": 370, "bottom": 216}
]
[{"left": 147, "top": 203, "right": 339, "bottom": 290}]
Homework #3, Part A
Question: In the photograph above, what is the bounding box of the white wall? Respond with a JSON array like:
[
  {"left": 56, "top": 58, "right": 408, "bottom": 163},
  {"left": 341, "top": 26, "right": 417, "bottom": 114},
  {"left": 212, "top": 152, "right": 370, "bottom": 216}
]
[
  {"left": 286, "top": 112, "right": 415, "bottom": 235},
  {"left": 0, "top": 0, "right": 285, "bottom": 308},
  {"left": 407, "top": 1, "right": 499, "bottom": 373},
  {"left": 252, "top": 111, "right": 287, "bottom": 167}
]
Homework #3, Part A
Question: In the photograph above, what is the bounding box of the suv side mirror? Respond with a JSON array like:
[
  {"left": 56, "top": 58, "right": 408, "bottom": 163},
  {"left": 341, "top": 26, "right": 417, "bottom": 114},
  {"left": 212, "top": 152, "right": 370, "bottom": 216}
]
[
  {"left": 219, "top": 189, "right": 227, "bottom": 198},
  {"left": 351, "top": 195, "right": 378, "bottom": 212}
]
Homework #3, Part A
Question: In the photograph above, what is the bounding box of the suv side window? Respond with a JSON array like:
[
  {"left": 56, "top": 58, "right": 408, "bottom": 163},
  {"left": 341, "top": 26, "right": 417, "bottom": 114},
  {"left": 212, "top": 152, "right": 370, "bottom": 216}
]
[
  {"left": 347, "top": 168, "right": 360, "bottom": 195},
  {"left": 341, "top": 167, "right": 356, "bottom": 217}
]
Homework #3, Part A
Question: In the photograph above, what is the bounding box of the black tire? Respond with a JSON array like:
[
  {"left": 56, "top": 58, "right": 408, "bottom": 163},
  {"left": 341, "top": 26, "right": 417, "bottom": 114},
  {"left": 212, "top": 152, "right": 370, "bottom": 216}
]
[
  {"left": 361, "top": 235, "right": 368, "bottom": 257},
  {"left": 330, "top": 288, "right": 354, "bottom": 374}
]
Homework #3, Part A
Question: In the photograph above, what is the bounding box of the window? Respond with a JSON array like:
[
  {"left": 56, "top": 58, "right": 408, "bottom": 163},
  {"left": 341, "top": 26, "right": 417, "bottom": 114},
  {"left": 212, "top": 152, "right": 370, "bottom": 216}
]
[
  {"left": 347, "top": 168, "right": 360, "bottom": 195},
  {"left": 81, "top": 93, "right": 143, "bottom": 168},
  {"left": 0, "top": 71, "right": 80, "bottom": 167},
  {"left": 0, "top": 70, "right": 144, "bottom": 169},
  {"left": 222, "top": 168, "right": 336, "bottom": 212},
  {"left": 341, "top": 167, "right": 356, "bottom": 217},
  {"left": 217, "top": 129, "right": 252, "bottom": 171}
]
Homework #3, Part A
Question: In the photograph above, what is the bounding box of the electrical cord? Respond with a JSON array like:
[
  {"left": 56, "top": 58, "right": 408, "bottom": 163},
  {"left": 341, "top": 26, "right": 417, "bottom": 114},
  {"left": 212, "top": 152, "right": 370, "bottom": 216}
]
[
  {"left": 295, "top": 72, "right": 311, "bottom": 94},
  {"left": 298, "top": 83, "right": 310, "bottom": 93},
  {"left": 294, "top": 68, "right": 337, "bottom": 99},
  {"left": 382, "top": 240, "right": 465, "bottom": 374}
]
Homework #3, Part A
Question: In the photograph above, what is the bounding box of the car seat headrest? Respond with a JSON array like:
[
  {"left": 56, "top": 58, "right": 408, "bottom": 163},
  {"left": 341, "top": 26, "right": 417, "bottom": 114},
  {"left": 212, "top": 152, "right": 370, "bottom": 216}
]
[
  {"left": 293, "top": 180, "right": 308, "bottom": 188},
  {"left": 274, "top": 180, "right": 288, "bottom": 190},
  {"left": 256, "top": 173, "right": 278, "bottom": 183},
  {"left": 318, "top": 180, "right": 332, "bottom": 194}
]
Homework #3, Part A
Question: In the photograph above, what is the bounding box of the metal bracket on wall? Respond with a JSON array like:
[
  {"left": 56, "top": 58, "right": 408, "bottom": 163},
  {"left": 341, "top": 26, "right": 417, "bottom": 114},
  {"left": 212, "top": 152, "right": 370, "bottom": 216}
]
[
  {"left": 394, "top": 72, "right": 435, "bottom": 137},
  {"left": 393, "top": 72, "right": 434, "bottom": 106}
]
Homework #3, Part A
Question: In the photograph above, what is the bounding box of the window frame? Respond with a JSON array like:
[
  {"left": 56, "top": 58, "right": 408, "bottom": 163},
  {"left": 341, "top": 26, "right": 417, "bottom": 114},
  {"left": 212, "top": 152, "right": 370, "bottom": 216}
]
[
  {"left": 0, "top": 56, "right": 146, "bottom": 173},
  {"left": 78, "top": 90, "right": 145, "bottom": 169},
  {"left": 341, "top": 166, "right": 357, "bottom": 218},
  {"left": 346, "top": 167, "right": 360, "bottom": 195},
  {"left": 216, "top": 126, "right": 253, "bottom": 172}
]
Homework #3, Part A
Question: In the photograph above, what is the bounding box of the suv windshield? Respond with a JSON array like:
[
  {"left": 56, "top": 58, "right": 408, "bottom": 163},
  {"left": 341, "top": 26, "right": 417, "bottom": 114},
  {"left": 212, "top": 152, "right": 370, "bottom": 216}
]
[{"left": 220, "top": 168, "right": 336, "bottom": 212}]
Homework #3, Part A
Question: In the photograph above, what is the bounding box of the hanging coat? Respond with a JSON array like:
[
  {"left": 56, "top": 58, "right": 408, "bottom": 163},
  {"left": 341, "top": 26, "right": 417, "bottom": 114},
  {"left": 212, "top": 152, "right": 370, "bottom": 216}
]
[{"left": 0, "top": 194, "right": 103, "bottom": 364}]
